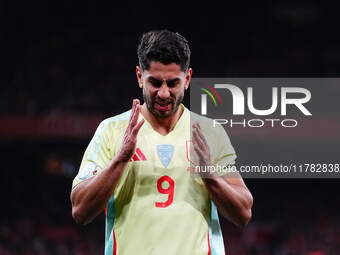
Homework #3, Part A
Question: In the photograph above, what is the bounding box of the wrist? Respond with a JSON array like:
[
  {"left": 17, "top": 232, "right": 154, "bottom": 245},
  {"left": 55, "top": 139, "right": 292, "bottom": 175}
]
[
  {"left": 111, "top": 152, "right": 130, "bottom": 168},
  {"left": 115, "top": 148, "right": 134, "bottom": 163}
]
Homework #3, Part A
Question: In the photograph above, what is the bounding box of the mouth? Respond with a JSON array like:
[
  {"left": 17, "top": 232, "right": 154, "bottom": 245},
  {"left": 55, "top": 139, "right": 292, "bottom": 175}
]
[{"left": 154, "top": 101, "right": 173, "bottom": 112}]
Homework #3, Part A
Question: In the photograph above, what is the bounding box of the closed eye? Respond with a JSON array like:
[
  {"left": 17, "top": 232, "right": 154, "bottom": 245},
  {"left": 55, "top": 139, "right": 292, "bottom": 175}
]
[
  {"left": 166, "top": 78, "right": 180, "bottom": 88},
  {"left": 148, "top": 77, "right": 163, "bottom": 87},
  {"left": 147, "top": 77, "right": 181, "bottom": 88}
]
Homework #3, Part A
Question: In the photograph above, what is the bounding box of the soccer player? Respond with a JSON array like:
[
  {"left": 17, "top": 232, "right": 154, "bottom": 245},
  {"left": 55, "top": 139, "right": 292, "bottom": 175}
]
[{"left": 71, "top": 30, "right": 253, "bottom": 255}]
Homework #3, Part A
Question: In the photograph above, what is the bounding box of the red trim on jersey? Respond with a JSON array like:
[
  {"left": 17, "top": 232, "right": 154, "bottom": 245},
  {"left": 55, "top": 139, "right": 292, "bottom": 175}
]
[
  {"left": 105, "top": 205, "right": 107, "bottom": 216},
  {"left": 207, "top": 231, "right": 211, "bottom": 255},
  {"left": 113, "top": 229, "right": 117, "bottom": 255},
  {"left": 186, "top": 140, "right": 191, "bottom": 162},
  {"left": 132, "top": 154, "right": 140, "bottom": 161},
  {"left": 136, "top": 147, "right": 147, "bottom": 160}
]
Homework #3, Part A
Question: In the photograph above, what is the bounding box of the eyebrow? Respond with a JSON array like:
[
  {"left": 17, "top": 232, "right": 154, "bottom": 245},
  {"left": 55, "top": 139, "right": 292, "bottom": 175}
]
[{"left": 148, "top": 77, "right": 181, "bottom": 83}]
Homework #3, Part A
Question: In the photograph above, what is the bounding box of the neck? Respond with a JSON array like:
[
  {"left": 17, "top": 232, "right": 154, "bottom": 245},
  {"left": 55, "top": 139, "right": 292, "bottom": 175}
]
[{"left": 140, "top": 104, "right": 184, "bottom": 135}]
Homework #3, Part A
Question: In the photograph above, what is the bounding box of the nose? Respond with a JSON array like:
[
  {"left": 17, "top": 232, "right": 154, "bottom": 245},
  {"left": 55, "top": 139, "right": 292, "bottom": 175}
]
[{"left": 157, "top": 83, "right": 170, "bottom": 99}]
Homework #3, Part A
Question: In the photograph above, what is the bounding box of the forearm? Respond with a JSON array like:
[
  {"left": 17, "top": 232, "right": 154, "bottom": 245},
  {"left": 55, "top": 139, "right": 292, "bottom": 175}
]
[
  {"left": 202, "top": 176, "right": 253, "bottom": 228},
  {"left": 71, "top": 155, "right": 128, "bottom": 225}
]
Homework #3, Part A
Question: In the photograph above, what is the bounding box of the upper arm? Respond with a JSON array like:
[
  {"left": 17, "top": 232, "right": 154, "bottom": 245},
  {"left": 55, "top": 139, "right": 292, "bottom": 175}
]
[
  {"left": 70, "top": 177, "right": 91, "bottom": 205},
  {"left": 72, "top": 120, "right": 112, "bottom": 190}
]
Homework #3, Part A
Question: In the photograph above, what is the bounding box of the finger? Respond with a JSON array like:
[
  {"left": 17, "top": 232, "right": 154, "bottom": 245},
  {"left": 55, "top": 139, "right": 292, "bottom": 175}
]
[
  {"left": 193, "top": 145, "right": 205, "bottom": 165},
  {"left": 129, "top": 99, "right": 137, "bottom": 122},
  {"left": 131, "top": 103, "right": 141, "bottom": 127},
  {"left": 192, "top": 129, "right": 211, "bottom": 166},
  {"left": 192, "top": 127, "right": 206, "bottom": 151},
  {"left": 129, "top": 99, "right": 140, "bottom": 126},
  {"left": 193, "top": 141, "right": 203, "bottom": 157},
  {"left": 193, "top": 121, "right": 200, "bottom": 129},
  {"left": 132, "top": 118, "right": 145, "bottom": 136},
  {"left": 193, "top": 123, "right": 209, "bottom": 148},
  {"left": 189, "top": 146, "right": 200, "bottom": 168},
  {"left": 192, "top": 135, "right": 204, "bottom": 165}
]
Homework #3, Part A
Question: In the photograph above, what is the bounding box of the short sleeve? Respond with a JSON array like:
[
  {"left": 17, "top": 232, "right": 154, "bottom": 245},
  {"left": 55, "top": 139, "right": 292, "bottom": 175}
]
[
  {"left": 72, "top": 120, "right": 112, "bottom": 189},
  {"left": 210, "top": 124, "right": 237, "bottom": 177}
]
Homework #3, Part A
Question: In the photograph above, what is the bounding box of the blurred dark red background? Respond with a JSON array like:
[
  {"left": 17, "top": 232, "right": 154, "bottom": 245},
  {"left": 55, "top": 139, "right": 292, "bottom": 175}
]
[{"left": 1, "top": 1, "right": 340, "bottom": 254}]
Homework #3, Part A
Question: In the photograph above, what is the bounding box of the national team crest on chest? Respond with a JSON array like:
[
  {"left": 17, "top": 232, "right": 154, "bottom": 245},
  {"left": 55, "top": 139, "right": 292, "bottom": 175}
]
[{"left": 157, "top": 144, "right": 174, "bottom": 168}]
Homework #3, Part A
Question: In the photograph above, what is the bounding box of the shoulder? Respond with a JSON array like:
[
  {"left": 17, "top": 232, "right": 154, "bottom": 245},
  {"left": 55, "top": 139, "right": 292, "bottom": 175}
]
[
  {"left": 187, "top": 109, "right": 226, "bottom": 134},
  {"left": 99, "top": 110, "right": 131, "bottom": 130},
  {"left": 93, "top": 110, "right": 131, "bottom": 139},
  {"left": 188, "top": 110, "right": 213, "bottom": 124}
]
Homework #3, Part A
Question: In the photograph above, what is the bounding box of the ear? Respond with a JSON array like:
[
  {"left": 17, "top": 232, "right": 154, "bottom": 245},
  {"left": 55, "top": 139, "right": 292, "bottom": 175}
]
[
  {"left": 136, "top": 66, "right": 143, "bottom": 88},
  {"left": 184, "top": 68, "right": 192, "bottom": 90}
]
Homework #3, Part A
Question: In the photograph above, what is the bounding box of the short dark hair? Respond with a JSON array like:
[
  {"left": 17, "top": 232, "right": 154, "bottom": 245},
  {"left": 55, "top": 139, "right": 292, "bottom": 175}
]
[{"left": 137, "top": 29, "right": 191, "bottom": 72}]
